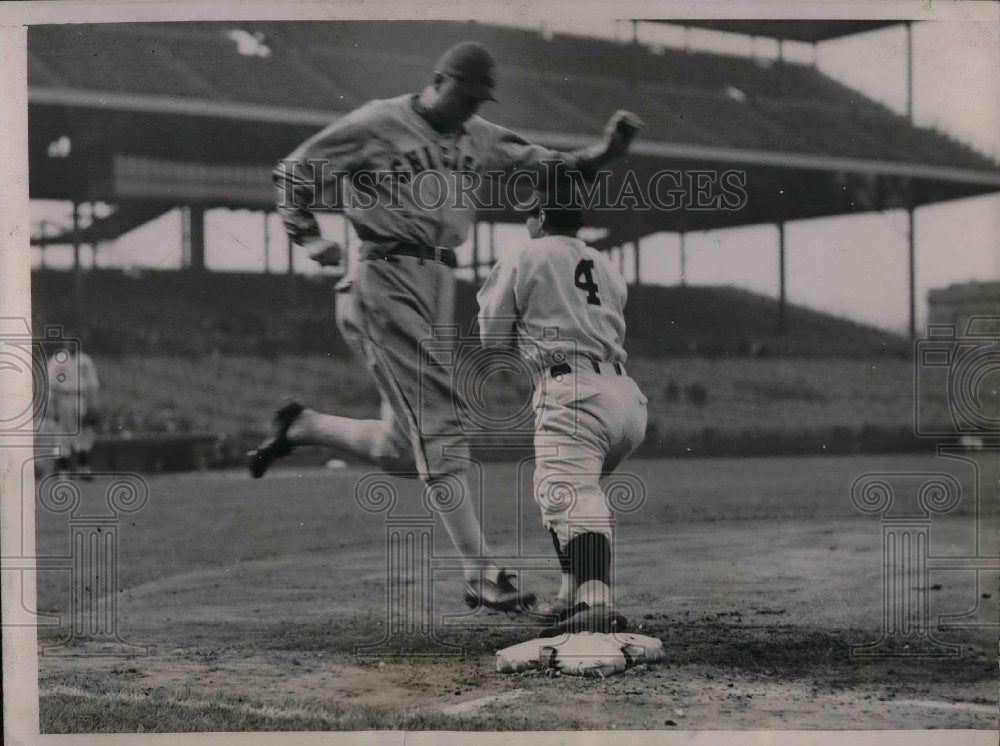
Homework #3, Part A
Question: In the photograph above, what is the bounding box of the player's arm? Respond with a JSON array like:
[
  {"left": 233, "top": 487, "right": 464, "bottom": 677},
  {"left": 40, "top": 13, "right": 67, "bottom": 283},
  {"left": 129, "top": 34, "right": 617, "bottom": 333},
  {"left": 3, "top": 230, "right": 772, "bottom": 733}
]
[
  {"left": 273, "top": 105, "right": 374, "bottom": 260},
  {"left": 481, "top": 110, "right": 643, "bottom": 178},
  {"left": 476, "top": 250, "right": 520, "bottom": 348},
  {"left": 596, "top": 250, "right": 629, "bottom": 314},
  {"left": 573, "top": 110, "right": 645, "bottom": 176}
]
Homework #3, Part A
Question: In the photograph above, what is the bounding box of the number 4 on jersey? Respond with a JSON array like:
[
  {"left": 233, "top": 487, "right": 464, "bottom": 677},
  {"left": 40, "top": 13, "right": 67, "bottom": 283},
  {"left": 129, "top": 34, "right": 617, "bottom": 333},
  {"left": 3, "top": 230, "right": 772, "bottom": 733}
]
[{"left": 574, "top": 259, "right": 602, "bottom": 306}]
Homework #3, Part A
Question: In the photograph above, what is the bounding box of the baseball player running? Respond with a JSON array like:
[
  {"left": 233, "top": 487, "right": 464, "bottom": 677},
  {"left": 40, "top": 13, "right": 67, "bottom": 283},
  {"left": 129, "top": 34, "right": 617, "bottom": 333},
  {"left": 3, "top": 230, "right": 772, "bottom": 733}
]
[
  {"left": 476, "top": 169, "right": 648, "bottom": 635},
  {"left": 249, "top": 40, "right": 641, "bottom": 614}
]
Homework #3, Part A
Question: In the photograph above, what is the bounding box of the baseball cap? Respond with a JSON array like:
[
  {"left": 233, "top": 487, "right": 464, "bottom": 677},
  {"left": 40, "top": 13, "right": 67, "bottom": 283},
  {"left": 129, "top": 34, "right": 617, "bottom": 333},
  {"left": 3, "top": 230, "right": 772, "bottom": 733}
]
[{"left": 435, "top": 41, "right": 497, "bottom": 101}]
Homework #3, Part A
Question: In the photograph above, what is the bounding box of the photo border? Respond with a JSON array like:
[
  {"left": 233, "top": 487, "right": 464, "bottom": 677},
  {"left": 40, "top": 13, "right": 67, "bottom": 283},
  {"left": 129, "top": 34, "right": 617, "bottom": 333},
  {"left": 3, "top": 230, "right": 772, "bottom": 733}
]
[{"left": 2, "top": 2, "right": 997, "bottom": 745}]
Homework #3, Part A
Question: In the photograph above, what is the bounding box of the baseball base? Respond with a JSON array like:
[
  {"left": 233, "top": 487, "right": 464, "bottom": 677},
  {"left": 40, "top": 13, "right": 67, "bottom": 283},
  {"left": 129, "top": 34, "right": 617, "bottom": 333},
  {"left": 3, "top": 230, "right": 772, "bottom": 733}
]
[{"left": 496, "top": 632, "right": 664, "bottom": 677}]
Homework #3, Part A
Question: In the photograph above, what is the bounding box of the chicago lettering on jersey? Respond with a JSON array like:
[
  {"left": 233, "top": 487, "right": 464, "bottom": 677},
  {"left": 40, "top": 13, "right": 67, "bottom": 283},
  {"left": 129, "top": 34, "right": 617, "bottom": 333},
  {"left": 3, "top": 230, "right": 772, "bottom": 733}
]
[{"left": 389, "top": 144, "right": 482, "bottom": 178}]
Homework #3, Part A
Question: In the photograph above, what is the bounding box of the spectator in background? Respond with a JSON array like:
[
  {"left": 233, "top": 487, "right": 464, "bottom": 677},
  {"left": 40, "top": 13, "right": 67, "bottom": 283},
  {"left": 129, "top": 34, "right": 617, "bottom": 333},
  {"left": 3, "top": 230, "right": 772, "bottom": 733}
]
[
  {"left": 109, "top": 410, "right": 134, "bottom": 440},
  {"left": 46, "top": 337, "right": 100, "bottom": 476}
]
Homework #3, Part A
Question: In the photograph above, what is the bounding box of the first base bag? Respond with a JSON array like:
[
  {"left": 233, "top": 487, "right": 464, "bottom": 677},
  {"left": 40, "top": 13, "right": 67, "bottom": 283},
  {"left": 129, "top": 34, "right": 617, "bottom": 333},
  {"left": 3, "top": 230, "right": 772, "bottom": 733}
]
[{"left": 496, "top": 632, "right": 664, "bottom": 677}]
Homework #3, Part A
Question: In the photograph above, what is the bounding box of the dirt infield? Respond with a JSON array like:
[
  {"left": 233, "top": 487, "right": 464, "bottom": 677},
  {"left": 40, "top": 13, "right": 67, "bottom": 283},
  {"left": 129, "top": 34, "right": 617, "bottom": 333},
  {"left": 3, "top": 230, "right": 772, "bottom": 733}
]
[{"left": 34, "top": 454, "right": 999, "bottom": 731}]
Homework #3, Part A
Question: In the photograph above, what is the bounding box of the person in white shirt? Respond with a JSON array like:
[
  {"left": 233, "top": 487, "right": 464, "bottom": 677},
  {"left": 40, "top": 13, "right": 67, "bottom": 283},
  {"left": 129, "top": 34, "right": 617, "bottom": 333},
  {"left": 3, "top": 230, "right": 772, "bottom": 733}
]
[
  {"left": 46, "top": 341, "right": 100, "bottom": 476},
  {"left": 477, "top": 170, "right": 648, "bottom": 635}
]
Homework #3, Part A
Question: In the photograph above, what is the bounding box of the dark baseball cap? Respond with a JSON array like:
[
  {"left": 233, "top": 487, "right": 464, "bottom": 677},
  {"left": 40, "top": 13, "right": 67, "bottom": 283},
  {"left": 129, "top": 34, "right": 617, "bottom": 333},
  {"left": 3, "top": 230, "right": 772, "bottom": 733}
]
[{"left": 435, "top": 41, "right": 497, "bottom": 101}]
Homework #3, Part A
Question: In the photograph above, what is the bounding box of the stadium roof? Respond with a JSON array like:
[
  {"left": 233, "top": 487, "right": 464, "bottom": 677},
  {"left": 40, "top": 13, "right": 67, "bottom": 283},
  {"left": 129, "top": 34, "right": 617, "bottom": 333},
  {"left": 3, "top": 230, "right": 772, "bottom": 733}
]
[
  {"left": 27, "top": 21, "right": 1000, "bottom": 242},
  {"left": 640, "top": 20, "right": 902, "bottom": 43}
]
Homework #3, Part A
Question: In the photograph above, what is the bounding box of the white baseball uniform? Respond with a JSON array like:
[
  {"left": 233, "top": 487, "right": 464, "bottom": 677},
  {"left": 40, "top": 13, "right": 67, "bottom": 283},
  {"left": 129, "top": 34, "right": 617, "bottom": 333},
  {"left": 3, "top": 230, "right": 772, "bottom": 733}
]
[
  {"left": 477, "top": 234, "right": 648, "bottom": 547},
  {"left": 46, "top": 350, "right": 99, "bottom": 457}
]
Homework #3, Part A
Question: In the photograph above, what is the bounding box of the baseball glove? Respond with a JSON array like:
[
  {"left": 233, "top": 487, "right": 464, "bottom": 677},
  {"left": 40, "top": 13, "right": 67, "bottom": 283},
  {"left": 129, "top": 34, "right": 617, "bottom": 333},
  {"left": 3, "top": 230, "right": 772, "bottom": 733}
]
[{"left": 305, "top": 238, "right": 343, "bottom": 268}]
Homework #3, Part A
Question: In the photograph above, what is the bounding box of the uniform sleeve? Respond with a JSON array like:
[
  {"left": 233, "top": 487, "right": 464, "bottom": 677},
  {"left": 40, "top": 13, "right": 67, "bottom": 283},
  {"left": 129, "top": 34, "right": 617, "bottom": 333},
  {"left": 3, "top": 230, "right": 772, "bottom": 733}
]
[
  {"left": 597, "top": 251, "right": 628, "bottom": 314},
  {"left": 478, "top": 121, "right": 590, "bottom": 176},
  {"left": 476, "top": 251, "right": 521, "bottom": 347},
  {"left": 274, "top": 104, "right": 377, "bottom": 245}
]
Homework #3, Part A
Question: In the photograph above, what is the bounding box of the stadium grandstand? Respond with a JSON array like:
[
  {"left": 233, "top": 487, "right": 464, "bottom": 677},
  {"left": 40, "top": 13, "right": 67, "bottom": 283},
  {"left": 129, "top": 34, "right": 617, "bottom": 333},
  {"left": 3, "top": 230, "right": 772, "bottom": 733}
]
[
  {"left": 26, "top": 20, "right": 998, "bottom": 464},
  {"left": 29, "top": 23, "right": 1000, "bottom": 268}
]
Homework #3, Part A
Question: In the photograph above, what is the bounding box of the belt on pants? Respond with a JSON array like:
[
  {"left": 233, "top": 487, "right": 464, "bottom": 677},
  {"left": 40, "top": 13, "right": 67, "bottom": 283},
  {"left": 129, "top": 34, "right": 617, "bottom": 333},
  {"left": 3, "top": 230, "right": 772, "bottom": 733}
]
[
  {"left": 360, "top": 240, "right": 457, "bottom": 268},
  {"left": 549, "top": 357, "right": 624, "bottom": 379}
]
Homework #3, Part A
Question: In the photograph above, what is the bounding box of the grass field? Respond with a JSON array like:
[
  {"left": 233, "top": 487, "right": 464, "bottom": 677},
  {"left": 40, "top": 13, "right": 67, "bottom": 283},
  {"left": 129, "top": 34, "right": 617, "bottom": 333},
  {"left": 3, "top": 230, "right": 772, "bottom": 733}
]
[{"left": 34, "top": 453, "right": 999, "bottom": 732}]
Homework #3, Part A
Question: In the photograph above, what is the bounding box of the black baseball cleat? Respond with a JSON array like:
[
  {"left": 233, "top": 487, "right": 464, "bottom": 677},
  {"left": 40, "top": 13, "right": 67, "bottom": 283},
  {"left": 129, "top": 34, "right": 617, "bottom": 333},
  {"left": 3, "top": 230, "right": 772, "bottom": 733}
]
[
  {"left": 247, "top": 400, "right": 305, "bottom": 478},
  {"left": 526, "top": 596, "right": 574, "bottom": 625},
  {"left": 463, "top": 569, "right": 536, "bottom": 614},
  {"left": 538, "top": 601, "right": 628, "bottom": 637}
]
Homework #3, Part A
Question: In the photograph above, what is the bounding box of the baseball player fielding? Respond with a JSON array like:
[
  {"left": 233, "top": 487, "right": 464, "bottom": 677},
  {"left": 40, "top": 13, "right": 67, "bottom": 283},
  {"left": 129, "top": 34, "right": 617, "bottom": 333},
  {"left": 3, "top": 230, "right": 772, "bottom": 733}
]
[{"left": 477, "top": 167, "right": 648, "bottom": 636}]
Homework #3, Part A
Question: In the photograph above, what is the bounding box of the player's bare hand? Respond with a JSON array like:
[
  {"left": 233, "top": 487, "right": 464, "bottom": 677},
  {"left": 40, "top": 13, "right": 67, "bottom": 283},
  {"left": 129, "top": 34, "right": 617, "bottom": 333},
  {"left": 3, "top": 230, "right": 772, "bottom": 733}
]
[
  {"left": 305, "top": 238, "right": 343, "bottom": 267},
  {"left": 602, "top": 110, "right": 644, "bottom": 159}
]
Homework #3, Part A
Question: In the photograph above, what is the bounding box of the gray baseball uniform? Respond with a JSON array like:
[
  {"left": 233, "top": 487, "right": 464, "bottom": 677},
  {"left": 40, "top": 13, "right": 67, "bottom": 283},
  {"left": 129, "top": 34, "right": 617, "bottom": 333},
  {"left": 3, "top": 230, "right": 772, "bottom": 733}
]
[{"left": 276, "top": 94, "right": 593, "bottom": 479}]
